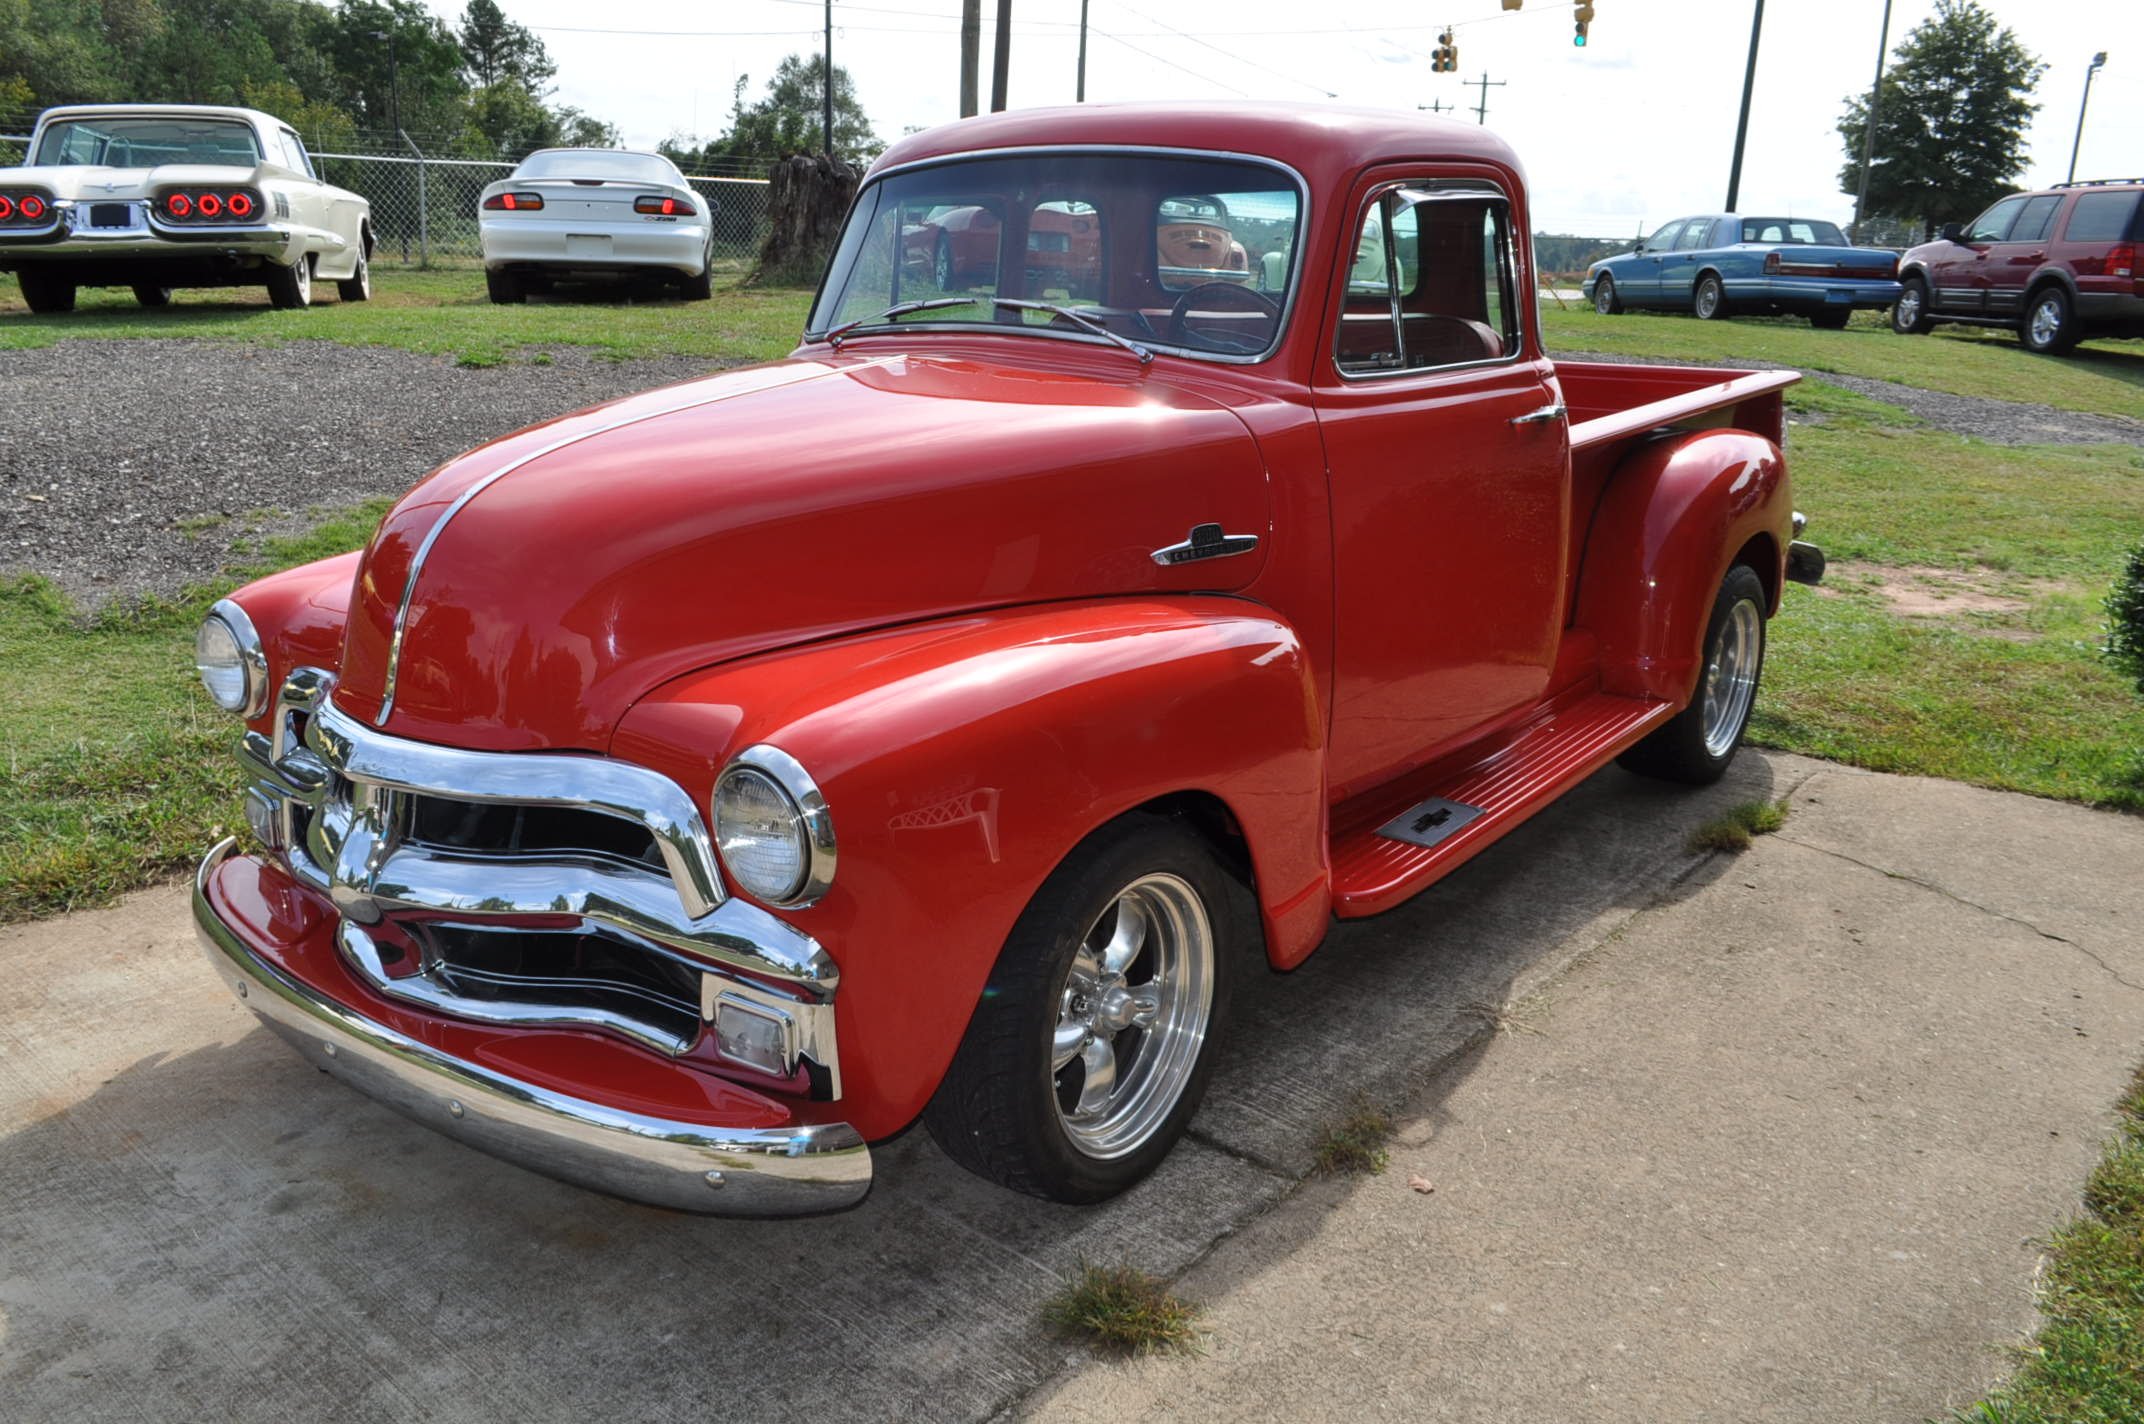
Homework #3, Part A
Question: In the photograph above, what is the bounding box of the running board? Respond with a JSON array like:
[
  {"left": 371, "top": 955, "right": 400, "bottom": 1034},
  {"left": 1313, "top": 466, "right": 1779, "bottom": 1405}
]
[{"left": 1329, "top": 692, "right": 1676, "bottom": 918}]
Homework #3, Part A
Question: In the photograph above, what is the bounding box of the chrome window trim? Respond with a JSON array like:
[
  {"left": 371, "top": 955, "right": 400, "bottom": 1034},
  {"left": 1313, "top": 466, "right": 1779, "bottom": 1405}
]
[
  {"left": 1332, "top": 178, "right": 1527, "bottom": 384},
  {"left": 206, "top": 596, "right": 271, "bottom": 718},
  {"left": 722, "top": 743, "right": 838, "bottom": 908},
  {"left": 803, "top": 143, "right": 1312, "bottom": 367}
]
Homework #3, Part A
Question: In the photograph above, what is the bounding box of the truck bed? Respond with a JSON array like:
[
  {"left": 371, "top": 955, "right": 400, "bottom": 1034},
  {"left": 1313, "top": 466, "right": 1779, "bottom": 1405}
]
[{"left": 1555, "top": 359, "right": 1799, "bottom": 451}]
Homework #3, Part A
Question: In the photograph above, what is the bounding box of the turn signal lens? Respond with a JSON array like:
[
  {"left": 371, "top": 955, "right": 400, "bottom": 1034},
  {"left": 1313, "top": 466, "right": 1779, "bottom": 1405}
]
[
  {"left": 0, "top": 196, "right": 13, "bottom": 221},
  {"left": 167, "top": 192, "right": 193, "bottom": 217},
  {"left": 226, "top": 190, "right": 255, "bottom": 219},
  {"left": 482, "top": 192, "right": 545, "bottom": 211},
  {"left": 197, "top": 192, "right": 223, "bottom": 218},
  {"left": 18, "top": 193, "right": 42, "bottom": 220},
  {"left": 634, "top": 195, "right": 690, "bottom": 216}
]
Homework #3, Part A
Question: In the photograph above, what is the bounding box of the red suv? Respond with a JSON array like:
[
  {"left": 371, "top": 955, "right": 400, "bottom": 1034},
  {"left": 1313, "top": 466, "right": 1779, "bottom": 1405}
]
[{"left": 1891, "top": 180, "right": 2143, "bottom": 355}]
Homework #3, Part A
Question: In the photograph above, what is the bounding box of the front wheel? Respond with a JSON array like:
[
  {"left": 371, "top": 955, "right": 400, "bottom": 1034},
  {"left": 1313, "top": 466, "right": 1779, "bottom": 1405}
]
[
  {"left": 1593, "top": 275, "right": 1622, "bottom": 315},
  {"left": 17, "top": 270, "right": 76, "bottom": 314},
  {"left": 2020, "top": 286, "right": 2080, "bottom": 355},
  {"left": 1618, "top": 564, "right": 1767, "bottom": 786},
  {"left": 266, "top": 255, "right": 313, "bottom": 309},
  {"left": 924, "top": 817, "right": 1239, "bottom": 1203},
  {"left": 1693, "top": 273, "right": 1728, "bottom": 320},
  {"left": 1892, "top": 276, "right": 1933, "bottom": 334}
]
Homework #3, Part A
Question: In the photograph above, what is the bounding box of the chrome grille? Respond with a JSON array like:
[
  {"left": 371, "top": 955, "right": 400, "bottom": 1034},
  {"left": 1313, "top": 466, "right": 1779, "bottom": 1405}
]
[{"left": 237, "top": 668, "right": 843, "bottom": 1097}]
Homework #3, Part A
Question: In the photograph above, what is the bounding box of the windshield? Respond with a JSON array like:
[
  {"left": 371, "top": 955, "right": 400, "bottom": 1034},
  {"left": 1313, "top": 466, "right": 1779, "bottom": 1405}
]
[
  {"left": 34, "top": 115, "right": 261, "bottom": 167},
  {"left": 516, "top": 150, "right": 677, "bottom": 185},
  {"left": 1739, "top": 218, "right": 1848, "bottom": 246},
  {"left": 809, "top": 151, "right": 1304, "bottom": 360}
]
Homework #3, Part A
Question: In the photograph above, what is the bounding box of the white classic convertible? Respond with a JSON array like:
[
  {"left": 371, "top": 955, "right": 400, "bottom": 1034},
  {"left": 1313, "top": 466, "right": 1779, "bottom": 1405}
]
[
  {"left": 0, "top": 103, "right": 371, "bottom": 313},
  {"left": 479, "top": 148, "right": 715, "bottom": 303}
]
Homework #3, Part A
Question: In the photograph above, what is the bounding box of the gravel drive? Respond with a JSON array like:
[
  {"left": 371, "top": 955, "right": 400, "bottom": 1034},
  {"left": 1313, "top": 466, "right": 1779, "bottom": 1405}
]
[
  {"left": 0, "top": 341, "right": 737, "bottom": 608},
  {"left": 1553, "top": 346, "right": 2144, "bottom": 447}
]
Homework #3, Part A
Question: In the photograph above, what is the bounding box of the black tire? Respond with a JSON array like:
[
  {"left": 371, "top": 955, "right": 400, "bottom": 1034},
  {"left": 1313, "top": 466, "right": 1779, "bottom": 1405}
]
[
  {"left": 266, "top": 255, "right": 312, "bottom": 309},
  {"left": 681, "top": 257, "right": 713, "bottom": 301},
  {"left": 1809, "top": 309, "right": 1851, "bottom": 331},
  {"left": 336, "top": 242, "right": 371, "bottom": 302},
  {"left": 485, "top": 268, "right": 525, "bottom": 305},
  {"left": 2019, "top": 284, "right": 2081, "bottom": 355},
  {"left": 1693, "top": 273, "right": 1728, "bottom": 320},
  {"left": 1593, "top": 274, "right": 1622, "bottom": 315},
  {"left": 17, "top": 270, "right": 76, "bottom": 314},
  {"left": 1618, "top": 564, "right": 1767, "bottom": 786},
  {"left": 924, "top": 816, "right": 1242, "bottom": 1203},
  {"left": 1892, "top": 275, "right": 1933, "bottom": 334},
  {"left": 934, "top": 234, "right": 958, "bottom": 292},
  {"left": 132, "top": 285, "right": 173, "bottom": 308}
]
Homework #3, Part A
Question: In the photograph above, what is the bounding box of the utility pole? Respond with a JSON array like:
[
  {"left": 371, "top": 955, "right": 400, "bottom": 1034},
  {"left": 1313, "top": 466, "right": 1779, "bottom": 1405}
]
[
  {"left": 990, "top": 0, "right": 1012, "bottom": 112},
  {"left": 1465, "top": 72, "right": 1504, "bottom": 126},
  {"left": 1416, "top": 99, "right": 1455, "bottom": 115},
  {"left": 1076, "top": 0, "right": 1090, "bottom": 102},
  {"left": 2068, "top": 52, "right": 2108, "bottom": 184},
  {"left": 1725, "top": 0, "right": 1764, "bottom": 211},
  {"left": 960, "top": 0, "right": 979, "bottom": 117},
  {"left": 1850, "top": 0, "right": 1892, "bottom": 243},
  {"left": 823, "top": 0, "right": 835, "bottom": 157}
]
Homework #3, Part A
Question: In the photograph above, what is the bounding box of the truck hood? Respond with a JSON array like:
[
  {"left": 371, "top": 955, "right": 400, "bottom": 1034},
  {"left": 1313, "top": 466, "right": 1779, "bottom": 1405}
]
[
  {"left": 331, "top": 352, "right": 1273, "bottom": 751},
  {"left": 0, "top": 162, "right": 276, "bottom": 199}
]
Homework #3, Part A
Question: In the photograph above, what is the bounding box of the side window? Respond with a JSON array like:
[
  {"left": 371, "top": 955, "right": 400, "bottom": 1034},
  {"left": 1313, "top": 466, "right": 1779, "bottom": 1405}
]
[
  {"left": 1335, "top": 185, "right": 1519, "bottom": 377},
  {"left": 1644, "top": 220, "right": 1685, "bottom": 252},
  {"left": 1967, "top": 197, "right": 2026, "bottom": 243},
  {"left": 2062, "top": 191, "right": 2141, "bottom": 243},
  {"left": 1674, "top": 219, "right": 1713, "bottom": 250},
  {"left": 2007, "top": 195, "right": 2062, "bottom": 244}
]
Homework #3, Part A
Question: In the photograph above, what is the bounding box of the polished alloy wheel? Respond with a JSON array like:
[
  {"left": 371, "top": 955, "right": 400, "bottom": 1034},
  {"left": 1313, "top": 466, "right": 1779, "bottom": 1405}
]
[
  {"left": 1049, "top": 872, "right": 1215, "bottom": 1159},
  {"left": 1701, "top": 597, "right": 1763, "bottom": 757},
  {"left": 1895, "top": 286, "right": 1921, "bottom": 326},
  {"left": 2029, "top": 295, "right": 2063, "bottom": 348},
  {"left": 1694, "top": 277, "right": 1721, "bottom": 319},
  {"left": 1594, "top": 278, "right": 1615, "bottom": 315}
]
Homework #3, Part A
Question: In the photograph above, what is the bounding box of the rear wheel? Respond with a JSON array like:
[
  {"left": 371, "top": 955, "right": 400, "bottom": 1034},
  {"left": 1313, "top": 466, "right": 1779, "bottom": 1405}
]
[
  {"left": 1892, "top": 275, "right": 1933, "bottom": 334},
  {"left": 1618, "top": 564, "right": 1767, "bottom": 786},
  {"left": 266, "top": 254, "right": 313, "bottom": 309},
  {"left": 1809, "top": 309, "right": 1851, "bottom": 330},
  {"left": 336, "top": 243, "right": 371, "bottom": 302},
  {"left": 2020, "top": 285, "right": 2080, "bottom": 355},
  {"left": 1593, "top": 274, "right": 1622, "bottom": 315},
  {"left": 132, "top": 285, "right": 173, "bottom": 308},
  {"left": 934, "top": 235, "right": 958, "bottom": 292},
  {"left": 1693, "top": 273, "right": 1728, "bottom": 320},
  {"left": 485, "top": 268, "right": 525, "bottom": 305},
  {"left": 681, "top": 244, "right": 713, "bottom": 301},
  {"left": 924, "top": 817, "right": 1239, "bottom": 1203},
  {"left": 17, "top": 270, "right": 76, "bottom": 314}
]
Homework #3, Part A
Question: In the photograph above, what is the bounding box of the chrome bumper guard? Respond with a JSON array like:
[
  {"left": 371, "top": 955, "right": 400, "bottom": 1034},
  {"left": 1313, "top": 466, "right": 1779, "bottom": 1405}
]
[{"left": 195, "top": 840, "right": 872, "bottom": 1215}]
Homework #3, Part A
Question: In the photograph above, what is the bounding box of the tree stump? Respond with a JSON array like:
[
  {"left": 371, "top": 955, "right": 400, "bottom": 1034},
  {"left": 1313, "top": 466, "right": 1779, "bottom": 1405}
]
[{"left": 753, "top": 153, "right": 859, "bottom": 287}]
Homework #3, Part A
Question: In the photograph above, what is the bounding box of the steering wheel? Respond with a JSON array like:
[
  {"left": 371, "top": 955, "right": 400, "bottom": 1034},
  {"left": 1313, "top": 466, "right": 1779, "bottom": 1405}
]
[{"left": 1165, "top": 281, "right": 1282, "bottom": 352}]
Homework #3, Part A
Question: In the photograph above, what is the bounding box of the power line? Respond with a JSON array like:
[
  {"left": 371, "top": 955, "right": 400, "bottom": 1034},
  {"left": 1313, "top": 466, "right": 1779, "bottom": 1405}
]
[
  {"left": 1102, "top": 0, "right": 1336, "bottom": 98},
  {"left": 1087, "top": 28, "right": 1253, "bottom": 98}
]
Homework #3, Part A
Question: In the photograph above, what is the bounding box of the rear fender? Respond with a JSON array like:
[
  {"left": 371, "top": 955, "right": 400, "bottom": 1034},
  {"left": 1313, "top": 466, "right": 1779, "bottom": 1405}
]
[
  {"left": 611, "top": 596, "right": 1330, "bottom": 1140},
  {"left": 1574, "top": 429, "right": 1791, "bottom": 706}
]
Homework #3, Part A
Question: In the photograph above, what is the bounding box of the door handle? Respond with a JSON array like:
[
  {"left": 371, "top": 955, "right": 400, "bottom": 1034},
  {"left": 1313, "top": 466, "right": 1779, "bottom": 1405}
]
[{"left": 1510, "top": 401, "right": 1566, "bottom": 426}]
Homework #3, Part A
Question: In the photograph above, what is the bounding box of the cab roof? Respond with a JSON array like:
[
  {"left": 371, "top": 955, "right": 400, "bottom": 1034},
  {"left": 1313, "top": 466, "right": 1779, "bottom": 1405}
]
[
  {"left": 34, "top": 104, "right": 280, "bottom": 132},
  {"left": 872, "top": 102, "right": 1526, "bottom": 188}
]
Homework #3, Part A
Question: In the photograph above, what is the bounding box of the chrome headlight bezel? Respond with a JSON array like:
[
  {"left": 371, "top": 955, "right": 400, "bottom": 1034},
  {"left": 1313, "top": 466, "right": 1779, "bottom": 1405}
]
[
  {"left": 713, "top": 744, "right": 836, "bottom": 908},
  {"left": 196, "top": 598, "right": 269, "bottom": 718}
]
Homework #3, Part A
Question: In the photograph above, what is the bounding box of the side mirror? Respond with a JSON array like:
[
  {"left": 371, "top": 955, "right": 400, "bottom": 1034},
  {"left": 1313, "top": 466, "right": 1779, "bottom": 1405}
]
[
  {"left": 1632, "top": 242, "right": 1646, "bottom": 255},
  {"left": 1939, "top": 222, "right": 1963, "bottom": 243}
]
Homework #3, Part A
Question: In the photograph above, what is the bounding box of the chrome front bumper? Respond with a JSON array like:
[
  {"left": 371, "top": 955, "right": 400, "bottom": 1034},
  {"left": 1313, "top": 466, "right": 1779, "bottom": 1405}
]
[{"left": 195, "top": 840, "right": 873, "bottom": 1215}]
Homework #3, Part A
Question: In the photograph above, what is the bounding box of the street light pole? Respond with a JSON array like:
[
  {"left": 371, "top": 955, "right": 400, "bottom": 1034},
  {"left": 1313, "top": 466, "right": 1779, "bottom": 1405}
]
[
  {"left": 1076, "top": 0, "right": 1090, "bottom": 102},
  {"left": 1725, "top": 0, "right": 1764, "bottom": 211},
  {"left": 823, "top": 0, "right": 835, "bottom": 158},
  {"left": 1850, "top": 0, "right": 1892, "bottom": 244},
  {"left": 2067, "top": 52, "right": 2107, "bottom": 184}
]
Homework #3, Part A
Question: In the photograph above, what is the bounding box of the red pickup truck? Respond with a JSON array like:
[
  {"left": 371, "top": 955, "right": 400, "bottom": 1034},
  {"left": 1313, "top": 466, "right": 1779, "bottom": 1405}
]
[{"left": 191, "top": 104, "right": 1824, "bottom": 1216}]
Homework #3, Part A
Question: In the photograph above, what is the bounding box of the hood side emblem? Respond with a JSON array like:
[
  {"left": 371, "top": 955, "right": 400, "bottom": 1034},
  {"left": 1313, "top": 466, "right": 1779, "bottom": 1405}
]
[{"left": 1152, "top": 522, "right": 1259, "bottom": 567}]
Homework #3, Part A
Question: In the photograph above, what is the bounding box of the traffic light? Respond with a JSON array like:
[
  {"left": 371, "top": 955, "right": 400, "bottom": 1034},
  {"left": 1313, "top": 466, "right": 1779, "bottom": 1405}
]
[
  {"left": 1432, "top": 29, "right": 1458, "bottom": 72},
  {"left": 1574, "top": 1, "right": 1595, "bottom": 46}
]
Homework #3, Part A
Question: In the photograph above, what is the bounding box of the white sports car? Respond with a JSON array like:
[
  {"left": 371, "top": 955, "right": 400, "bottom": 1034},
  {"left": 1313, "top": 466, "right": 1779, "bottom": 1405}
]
[
  {"left": 0, "top": 103, "right": 371, "bottom": 313},
  {"left": 478, "top": 148, "right": 716, "bottom": 304}
]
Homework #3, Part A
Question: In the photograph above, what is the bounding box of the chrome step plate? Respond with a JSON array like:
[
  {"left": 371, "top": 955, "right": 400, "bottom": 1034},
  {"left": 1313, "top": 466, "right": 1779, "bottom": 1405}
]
[{"left": 1375, "top": 797, "right": 1486, "bottom": 850}]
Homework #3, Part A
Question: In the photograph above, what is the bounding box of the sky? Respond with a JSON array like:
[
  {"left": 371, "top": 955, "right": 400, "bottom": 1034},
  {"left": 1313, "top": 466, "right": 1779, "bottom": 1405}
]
[{"left": 427, "top": 0, "right": 2141, "bottom": 237}]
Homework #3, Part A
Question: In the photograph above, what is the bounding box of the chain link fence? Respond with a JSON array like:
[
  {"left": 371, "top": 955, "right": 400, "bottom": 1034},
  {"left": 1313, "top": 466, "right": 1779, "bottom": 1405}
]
[{"left": 311, "top": 148, "right": 769, "bottom": 268}]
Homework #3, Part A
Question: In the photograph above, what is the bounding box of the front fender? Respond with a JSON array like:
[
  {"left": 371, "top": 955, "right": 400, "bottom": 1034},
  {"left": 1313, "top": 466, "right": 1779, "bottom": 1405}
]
[
  {"left": 611, "top": 596, "right": 1329, "bottom": 1140},
  {"left": 1575, "top": 429, "right": 1791, "bottom": 706}
]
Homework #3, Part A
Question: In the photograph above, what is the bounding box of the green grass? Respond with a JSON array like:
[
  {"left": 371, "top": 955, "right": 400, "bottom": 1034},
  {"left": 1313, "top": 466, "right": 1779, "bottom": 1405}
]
[
  {"left": 1311, "top": 1097, "right": 1394, "bottom": 1176},
  {"left": 0, "top": 264, "right": 816, "bottom": 366},
  {"left": 1542, "top": 304, "right": 2144, "bottom": 422},
  {"left": 1687, "top": 798, "right": 1789, "bottom": 854},
  {"left": 1946, "top": 1068, "right": 2144, "bottom": 1423},
  {"left": 1041, "top": 1264, "right": 1204, "bottom": 1356},
  {"left": 0, "top": 503, "right": 390, "bottom": 923}
]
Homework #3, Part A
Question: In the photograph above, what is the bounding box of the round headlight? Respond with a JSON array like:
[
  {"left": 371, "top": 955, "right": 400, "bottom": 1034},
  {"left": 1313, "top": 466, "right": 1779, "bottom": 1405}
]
[
  {"left": 195, "top": 599, "right": 267, "bottom": 716},
  {"left": 713, "top": 747, "right": 836, "bottom": 906}
]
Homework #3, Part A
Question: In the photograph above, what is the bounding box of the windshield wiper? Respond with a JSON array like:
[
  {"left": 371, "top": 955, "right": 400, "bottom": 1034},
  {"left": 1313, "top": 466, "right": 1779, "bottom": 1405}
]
[
  {"left": 988, "top": 299, "right": 1154, "bottom": 365},
  {"left": 824, "top": 297, "right": 978, "bottom": 348}
]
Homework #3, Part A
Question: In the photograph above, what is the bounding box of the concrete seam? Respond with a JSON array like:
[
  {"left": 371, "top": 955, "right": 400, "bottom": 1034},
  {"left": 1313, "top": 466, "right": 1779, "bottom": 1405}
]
[
  {"left": 1181, "top": 1126, "right": 1296, "bottom": 1180},
  {"left": 1772, "top": 833, "right": 2144, "bottom": 994}
]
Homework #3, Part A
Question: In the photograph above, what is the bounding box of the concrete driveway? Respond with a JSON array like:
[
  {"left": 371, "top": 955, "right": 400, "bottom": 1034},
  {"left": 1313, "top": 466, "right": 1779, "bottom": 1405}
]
[{"left": 4, "top": 750, "right": 2140, "bottom": 1421}]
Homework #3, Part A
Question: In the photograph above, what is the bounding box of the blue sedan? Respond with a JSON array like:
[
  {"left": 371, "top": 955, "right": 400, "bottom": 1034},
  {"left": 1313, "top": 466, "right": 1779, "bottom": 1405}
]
[{"left": 1584, "top": 215, "right": 1902, "bottom": 329}]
